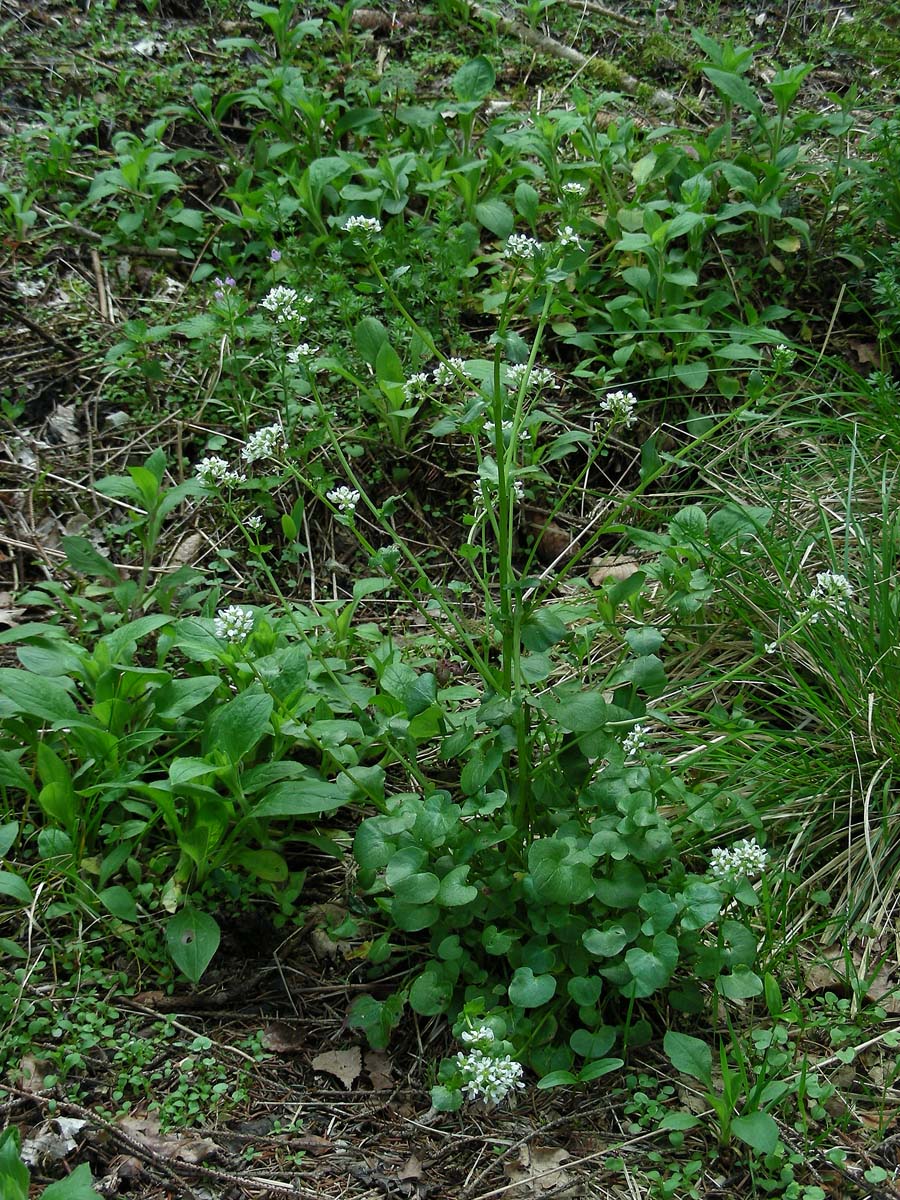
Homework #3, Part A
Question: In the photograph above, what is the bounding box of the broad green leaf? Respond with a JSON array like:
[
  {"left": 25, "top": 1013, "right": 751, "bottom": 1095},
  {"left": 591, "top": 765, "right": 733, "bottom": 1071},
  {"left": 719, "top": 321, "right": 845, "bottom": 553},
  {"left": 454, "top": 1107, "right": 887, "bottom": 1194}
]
[
  {"left": 583, "top": 925, "right": 630, "bottom": 958},
  {"left": 202, "top": 687, "right": 273, "bottom": 762},
  {"left": 37, "top": 829, "right": 73, "bottom": 859},
  {"left": 251, "top": 777, "right": 350, "bottom": 818},
  {"left": 152, "top": 675, "right": 220, "bottom": 718},
  {"left": 717, "top": 965, "right": 763, "bottom": 1000},
  {"left": 233, "top": 848, "right": 289, "bottom": 882},
  {"left": 663, "top": 1030, "right": 712, "bottom": 1086},
  {"left": 0, "top": 668, "right": 78, "bottom": 723},
  {"left": 0, "top": 871, "right": 33, "bottom": 905},
  {"left": 509, "top": 966, "right": 557, "bottom": 1008},
  {"left": 528, "top": 839, "right": 594, "bottom": 905},
  {"left": 166, "top": 908, "right": 220, "bottom": 984},
  {"left": 578, "top": 1057, "right": 624, "bottom": 1081},
  {"left": 536, "top": 1070, "right": 578, "bottom": 1089},
  {"left": 409, "top": 965, "right": 453, "bottom": 1015},
  {"left": 391, "top": 871, "right": 440, "bottom": 904},
  {"left": 474, "top": 198, "right": 514, "bottom": 238},
  {"left": 567, "top": 976, "right": 603, "bottom": 1006},
  {"left": 42, "top": 1163, "right": 103, "bottom": 1200},
  {"left": 61, "top": 535, "right": 120, "bottom": 582},
  {"left": 438, "top": 865, "right": 478, "bottom": 907},
  {"left": 0, "top": 1127, "right": 28, "bottom": 1200},
  {"left": 703, "top": 67, "right": 762, "bottom": 114},
  {"left": 452, "top": 56, "right": 495, "bottom": 102},
  {"left": 354, "top": 315, "right": 390, "bottom": 368},
  {"left": 732, "top": 1110, "right": 780, "bottom": 1155},
  {"left": 99, "top": 886, "right": 138, "bottom": 922},
  {"left": 624, "top": 932, "right": 679, "bottom": 997},
  {"left": 0, "top": 822, "right": 18, "bottom": 858},
  {"left": 570, "top": 1026, "right": 616, "bottom": 1060}
]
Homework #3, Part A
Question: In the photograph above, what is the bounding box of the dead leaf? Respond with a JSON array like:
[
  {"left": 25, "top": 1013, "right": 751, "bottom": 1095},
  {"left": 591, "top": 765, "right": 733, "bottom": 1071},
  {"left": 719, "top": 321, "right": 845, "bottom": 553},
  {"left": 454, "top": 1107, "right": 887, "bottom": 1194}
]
[
  {"left": 398, "top": 1155, "right": 423, "bottom": 1180},
  {"left": 851, "top": 341, "right": 881, "bottom": 366},
  {"left": 165, "top": 533, "right": 205, "bottom": 569},
  {"left": 260, "top": 1022, "right": 305, "bottom": 1053},
  {"left": 21, "top": 1118, "right": 88, "bottom": 1166},
  {"left": 365, "top": 1049, "right": 394, "bottom": 1091},
  {"left": 309, "top": 928, "right": 340, "bottom": 961},
  {"left": 17, "top": 1055, "right": 51, "bottom": 1093},
  {"left": 44, "top": 404, "right": 79, "bottom": 447},
  {"left": 589, "top": 555, "right": 642, "bottom": 586},
  {"left": 0, "top": 592, "right": 24, "bottom": 628},
  {"left": 311, "top": 1046, "right": 362, "bottom": 1090},
  {"left": 117, "top": 1115, "right": 217, "bottom": 1164},
  {"left": 504, "top": 1146, "right": 580, "bottom": 1197}
]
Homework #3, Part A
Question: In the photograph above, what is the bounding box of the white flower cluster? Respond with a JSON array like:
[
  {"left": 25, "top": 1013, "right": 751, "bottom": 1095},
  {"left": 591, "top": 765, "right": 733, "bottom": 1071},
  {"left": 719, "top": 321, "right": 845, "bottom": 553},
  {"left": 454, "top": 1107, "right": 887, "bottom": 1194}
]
[
  {"left": 806, "top": 571, "right": 853, "bottom": 624},
  {"left": 194, "top": 455, "right": 245, "bottom": 488},
  {"left": 214, "top": 605, "right": 255, "bottom": 642},
  {"left": 345, "top": 214, "right": 382, "bottom": 239},
  {"left": 506, "top": 363, "right": 556, "bottom": 392},
  {"left": 709, "top": 836, "right": 768, "bottom": 882},
  {"left": 561, "top": 180, "right": 588, "bottom": 197},
  {"left": 260, "top": 285, "right": 311, "bottom": 324},
  {"left": 246, "top": 514, "right": 265, "bottom": 532},
  {"left": 475, "top": 477, "right": 525, "bottom": 510},
  {"left": 455, "top": 1048, "right": 525, "bottom": 1105},
  {"left": 558, "top": 225, "right": 583, "bottom": 249},
  {"left": 483, "top": 418, "right": 515, "bottom": 444},
  {"left": 460, "top": 1025, "right": 495, "bottom": 1046},
  {"left": 287, "top": 342, "right": 319, "bottom": 365},
  {"left": 433, "top": 358, "right": 467, "bottom": 386},
  {"left": 505, "top": 233, "right": 543, "bottom": 262},
  {"left": 598, "top": 389, "right": 638, "bottom": 429},
  {"left": 404, "top": 372, "right": 432, "bottom": 401},
  {"left": 242, "top": 424, "right": 285, "bottom": 464},
  {"left": 622, "top": 724, "right": 650, "bottom": 759},
  {"left": 771, "top": 343, "right": 797, "bottom": 372},
  {"left": 327, "top": 485, "right": 360, "bottom": 515}
]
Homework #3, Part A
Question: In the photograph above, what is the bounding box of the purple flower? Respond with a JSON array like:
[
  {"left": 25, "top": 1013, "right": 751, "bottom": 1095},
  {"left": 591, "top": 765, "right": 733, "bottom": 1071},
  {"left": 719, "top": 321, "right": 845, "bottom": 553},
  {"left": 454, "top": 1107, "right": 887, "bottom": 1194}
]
[{"left": 269, "top": 249, "right": 282, "bottom": 262}]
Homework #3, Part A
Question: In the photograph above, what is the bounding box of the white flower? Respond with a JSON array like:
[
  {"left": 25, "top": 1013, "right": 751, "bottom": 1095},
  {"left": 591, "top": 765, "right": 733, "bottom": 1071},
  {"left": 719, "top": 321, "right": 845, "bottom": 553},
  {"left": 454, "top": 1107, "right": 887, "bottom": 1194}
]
[
  {"left": 474, "top": 477, "right": 525, "bottom": 514},
  {"left": 598, "top": 389, "right": 638, "bottom": 429},
  {"left": 771, "top": 343, "right": 797, "bottom": 372},
  {"left": 483, "top": 419, "right": 515, "bottom": 444},
  {"left": 805, "top": 572, "right": 853, "bottom": 624},
  {"left": 558, "top": 225, "right": 583, "bottom": 249},
  {"left": 327, "top": 485, "right": 360, "bottom": 515},
  {"left": 194, "top": 455, "right": 245, "bottom": 487},
  {"left": 455, "top": 1049, "right": 525, "bottom": 1105},
  {"left": 460, "top": 1026, "right": 495, "bottom": 1046},
  {"left": 214, "top": 605, "right": 255, "bottom": 642},
  {"left": 260, "top": 286, "right": 309, "bottom": 324},
  {"left": 764, "top": 640, "right": 778, "bottom": 654},
  {"left": 403, "top": 372, "right": 431, "bottom": 402},
  {"left": 345, "top": 215, "right": 382, "bottom": 239},
  {"left": 505, "top": 363, "right": 556, "bottom": 392},
  {"left": 246, "top": 515, "right": 265, "bottom": 532},
  {"left": 433, "top": 358, "right": 467, "bottom": 386},
  {"left": 242, "top": 424, "right": 285, "bottom": 464},
  {"left": 504, "top": 233, "right": 543, "bottom": 262},
  {"left": 561, "top": 181, "right": 588, "bottom": 197},
  {"left": 287, "top": 342, "right": 320, "bottom": 365},
  {"left": 709, "top": 837, "right": 768, "bottom": 882},
  {"left": 622, "top": 723, "right": 649, "bottom": 759}
]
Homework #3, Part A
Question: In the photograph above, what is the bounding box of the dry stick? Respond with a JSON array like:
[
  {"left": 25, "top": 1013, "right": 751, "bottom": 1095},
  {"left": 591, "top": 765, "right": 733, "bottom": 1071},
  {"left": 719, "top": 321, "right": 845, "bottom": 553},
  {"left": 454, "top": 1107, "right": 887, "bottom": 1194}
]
[
  {"left": 559, "top": 0, "right": 642, "bottom": 29},
  {"left": 90, "top": 247, "right": 110, "bottom": 323},
  {"left": 467, "top": 2, "right": 677, "bottom": 109}
]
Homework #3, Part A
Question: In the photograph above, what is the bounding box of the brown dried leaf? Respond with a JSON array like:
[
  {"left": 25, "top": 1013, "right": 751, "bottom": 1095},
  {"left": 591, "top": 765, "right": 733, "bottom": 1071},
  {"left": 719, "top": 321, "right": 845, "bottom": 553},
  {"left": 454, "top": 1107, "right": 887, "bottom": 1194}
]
[
  {"left": 311, "top": 1046, "right": 362, "bottom": 1090},
  {"left": 504, "top": 1146, "right": 579, "bottom": 1197},
  {"left": 589, "top": 555, "right": 641, "bottom": 586},
  {"left": 117, "top": 1115, "right": 217, "bottom": 1164},
  {"left": 365, "top": 1049, "right": 394, "bottom": 1091},
  {"left": 398, "top": 1154, "right": 423, "bottom": 1180},
  {"left": 260, "top": 1022, "right": 305, "bottom": 1053},
  {"left": 166, "top": 532, "right": 205, "bottom": 569},
  {"left": 852, "top": 341, "right": 881, "bottom": 366}
]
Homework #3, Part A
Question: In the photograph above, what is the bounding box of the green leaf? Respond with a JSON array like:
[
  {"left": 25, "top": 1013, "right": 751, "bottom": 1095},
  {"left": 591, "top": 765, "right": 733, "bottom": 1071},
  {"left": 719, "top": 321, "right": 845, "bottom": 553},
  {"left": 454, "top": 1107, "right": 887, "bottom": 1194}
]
[
  {"left": 673, "top": 360, "right": 709, "bottom": 391},
  {"left": 0, "top": 1127, "right": 29, "bottom": 1200},
  {"left": 624, "top": 933, "right": 679, "bottom": 997},
  {"left": 392, "top": 871, "right": 440, "bottom": 904},
  {"left": 583, "top": 925, "right": 630, "bottom": 958},
  {"left": 234, "top": 848, "right": 289, "bottom": 881},
  {"left": 41, "top": 1162, "right": 104, "bottom": 1200},
  {"left": 0, "top": 821, "right": 18, "bottom": 858},
  {"left": 0, "top": 870, "right": 34, "bottom": 905},
  {"left": 578, "top": 1057, "right": 624, "bottom": 1082},
  {"left": 717, "top": 965, "right": 763, "bottom": 1000},
  {"left": 528, "top": 839, "right": 594, "bottom": 904},
  {"left": 452, "top": 56, "right": 495, "bottom": 103},
  {"left": 544, "top": 689, "right": 607, "bottom": 733},
  {"left": 570, "top": 1026, "right": 616, "bottom": 1060},
  {"left": 409, "top": 965, "right": 453, "bottom": 1015},
  {"left": 61, "top": 535, "right": 120, "bottom": 582},
  {"left": 202, "top": 687, "right": 273, "bottom": 763},
  {"left": 509, "top": 966, "right": 557, "bottom": 1008},
  {"left": 166, "top": 908, "right": 220, "bottom": 984},
  {"left": 474, "top": 199, "right": 514, "bottom": 238},
  {"left": 431, "top": 1083, "right": 465, "bottom": 1110},
  {"left": 663, "top": 1030, "right": 712, "bottom": 1087},
  {"left": 567, "top": 976, "right": 603, "bottom": 1006},
  {"left": 252, "top": 777, "right": 350, "bottom": 818},
  {"left": 98, "top": 886, "right": 138, "bottom": 922},
  {"left": 0, "top": 668, "right": 78, "bottom": 723},
  {"left": 732, "top": 1110, "right": 780, "bottom": 1155},
  {"left": 536, "top": 1070, "right": 578, "bottom": 1089},
  {"left": 354, "top": 315, "right": 390, "bottom": 368},
  {"left": 152, "top": 676, "right": 220, "bottom": 718},
  {"left": 438, "top": 865, "right": 478, "bottom": 907},
  {"left": 702, "top": 67, "right": 762, "bottom": 114},
  {"left": 514, "top": 181, "right": 540, "bottom": 224}
]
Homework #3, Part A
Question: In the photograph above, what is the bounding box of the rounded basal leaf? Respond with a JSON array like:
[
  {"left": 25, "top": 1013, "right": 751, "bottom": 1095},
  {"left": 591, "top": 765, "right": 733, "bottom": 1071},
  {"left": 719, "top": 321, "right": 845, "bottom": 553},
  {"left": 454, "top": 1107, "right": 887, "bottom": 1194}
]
[
  {"left": 391, "top": 871, "right": 440, "bottom": 904},
  {"left": 98, "top": 886, "right": 137, "bottom": 922},
  {"left": 583, "top": 925, "right": 630, "bottom": 958},
  {"left": 430, "top": 1084, "right": 464, "bottom": 1111},
  {"left": 410, "top": 966, "right": 454, "bottom": 1015},
  {"left": 438, "top": 865, "right": 478, "bottom": 907},
  {"left": 624, "top": 933, "right": 679, "bottom": 998},
  {"left": 528, "top": 839, "right": 594, "bottom": 905},
  {"left": 717, "top": 965, "right": 763, "bottom": 1000},
  {"left": 166, "top": 908, "right": 220, "bottom": 984},
  {"left": 567, "top": 975, "right": 603, "bottom": 1006},
  {"left": 509, "top": 966, "right": 557, "bottom": 1008},
  {"left": 731, "top": 1110, "right": 780, "bottom": 1155}
]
